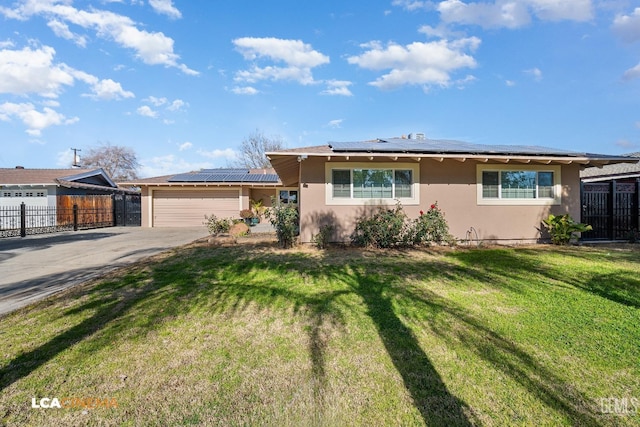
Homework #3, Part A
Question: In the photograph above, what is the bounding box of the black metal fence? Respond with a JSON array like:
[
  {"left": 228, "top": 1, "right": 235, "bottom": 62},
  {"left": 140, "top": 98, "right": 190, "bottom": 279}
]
[
  {"left": 0, "top": 203, "right": 114, "bottom": 238},
  {"left": 581, "top": 180, "right": 640, "bottom": 240}
]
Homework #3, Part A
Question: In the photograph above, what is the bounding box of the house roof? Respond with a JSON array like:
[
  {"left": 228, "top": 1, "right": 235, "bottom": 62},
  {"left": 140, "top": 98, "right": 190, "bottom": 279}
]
[
  {"left": 580, "top": 152, "right": 640, "bottom": 182},
  {"left": 0, "top": 167, "right": 133, "bottom": 193},
  {"left": 123, "top": 168, "right": 281, "bottom": 187},
  {"left": 267, "top": 138, "right": 636, "bottom": 186}
]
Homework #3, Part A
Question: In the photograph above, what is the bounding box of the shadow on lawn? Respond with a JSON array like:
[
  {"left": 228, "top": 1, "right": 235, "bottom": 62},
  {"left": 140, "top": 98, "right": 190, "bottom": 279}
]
[
  {"left": 1, "top": 242, "right": 626, "bottom": 426},
  {"left": 449, "top": 247, "right": 640, "bottom": 308}
]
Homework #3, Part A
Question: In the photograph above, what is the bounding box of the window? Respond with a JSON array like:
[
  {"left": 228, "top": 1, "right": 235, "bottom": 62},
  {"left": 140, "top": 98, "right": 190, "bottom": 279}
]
[
  {"left": 2, "top": 192, "right": 11, "bottom": 197},
  {"left": 279, "top": 189, "right": 298, "bottom": 205},
  {"left": 327, "top": 163, "right": 419, "bottom": 205},
  {"left": 477, "top": 165, "right": 561, "bottom": 205}
]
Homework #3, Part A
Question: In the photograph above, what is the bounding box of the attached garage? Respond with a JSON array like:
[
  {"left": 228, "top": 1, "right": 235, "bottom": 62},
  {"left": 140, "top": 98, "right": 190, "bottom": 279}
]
[{"left": 152, "top": 189, "right": 240, "bottom": 227}]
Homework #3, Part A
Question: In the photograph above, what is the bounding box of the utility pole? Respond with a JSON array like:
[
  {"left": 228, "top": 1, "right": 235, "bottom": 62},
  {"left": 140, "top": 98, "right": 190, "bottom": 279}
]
[{"left": 71, "top": 148, "right": 81, "bottom": 167}]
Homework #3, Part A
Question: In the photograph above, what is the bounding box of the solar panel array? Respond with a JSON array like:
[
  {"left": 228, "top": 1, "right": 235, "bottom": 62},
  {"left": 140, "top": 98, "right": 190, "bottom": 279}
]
[
  {"left": 168, "top": 170, "right": 279, "bottom": 183},
  {"left": 329, "top": 138, "right": 586, "bottom": 157}
]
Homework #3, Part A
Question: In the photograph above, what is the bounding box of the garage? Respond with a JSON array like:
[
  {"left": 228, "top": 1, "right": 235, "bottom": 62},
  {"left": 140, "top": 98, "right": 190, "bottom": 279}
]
[{"left": 152, "top": 189, "right": 240, "bottom": 227}]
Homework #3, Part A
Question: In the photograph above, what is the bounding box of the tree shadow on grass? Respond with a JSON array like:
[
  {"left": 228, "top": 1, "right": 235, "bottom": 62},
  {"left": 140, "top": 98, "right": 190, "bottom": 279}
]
[
  {"left": 345, "top": 267, "right": 476, "bottom": 426},
  {"left": 449, "top": 247, "right": 640, "bottom": 309}
]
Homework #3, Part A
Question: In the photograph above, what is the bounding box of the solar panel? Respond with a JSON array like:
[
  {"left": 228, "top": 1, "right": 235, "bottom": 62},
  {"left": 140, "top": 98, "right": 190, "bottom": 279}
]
[
  {"left": 167, "top": 171, "right": 280, "bottom": 183},
  {"left": 329, "top": 138, "right": 587, "bottom": 157}
]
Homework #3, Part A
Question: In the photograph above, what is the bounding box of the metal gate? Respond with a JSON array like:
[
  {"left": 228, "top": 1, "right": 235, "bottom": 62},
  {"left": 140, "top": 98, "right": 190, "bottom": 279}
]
[
  {"left": 114, "top": 194, "right": 141, "bottom": 226},
  {"left": 581, "top": 180, "right": 640, "bottom": 240}
]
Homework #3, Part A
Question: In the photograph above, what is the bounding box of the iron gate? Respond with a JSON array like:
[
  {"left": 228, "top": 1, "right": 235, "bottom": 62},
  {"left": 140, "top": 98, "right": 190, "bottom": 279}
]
[
  {"left": 581, "top": 180, "right": 640, "bottom": 240},
  {"left": 114, "top": 194, "right": 141, "bottom": 226}
]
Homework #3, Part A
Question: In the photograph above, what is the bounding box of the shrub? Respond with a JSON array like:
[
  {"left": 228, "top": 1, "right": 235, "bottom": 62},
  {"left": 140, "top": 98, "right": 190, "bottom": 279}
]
[
  {"left": 312, "top": 224, "right": 335, "bottom": 249},
  {"left": 412, "top": 202, "right": 453, "bottom": 245},
  {"left": 351, "top": 202, "right": 453, "bottom": 249},
  {"left": 204, "top": 214, "right": 232, "bottom": 234},
  {"left": 266, "top": 203, "right": 299, "bottom": 249},
  {"left": 350, "top": 203, "right": 411, "bottom": 248},
  {"left": 542, "top": 214, "right": 592, "bottom": 245}
]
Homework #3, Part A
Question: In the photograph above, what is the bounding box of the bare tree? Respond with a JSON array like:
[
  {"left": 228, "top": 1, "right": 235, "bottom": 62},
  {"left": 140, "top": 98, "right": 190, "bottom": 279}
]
[
  {"left": 81, "top": 143, "right": 140, "bottom": 181},
  {"left": 233, "top": 130, "right": 285, "bottom": 169}
]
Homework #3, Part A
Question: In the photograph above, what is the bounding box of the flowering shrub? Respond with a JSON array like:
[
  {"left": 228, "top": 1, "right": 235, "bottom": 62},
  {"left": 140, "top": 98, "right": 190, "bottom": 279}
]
[
  {"left": 350, "top": 202, "right": 453, "bottom": 248},
  {"left": 350, "top": 203, "right": 411, "bottom": 248},
  {"left": 412, "top": 202, "right": 452, "bottom": 245}
]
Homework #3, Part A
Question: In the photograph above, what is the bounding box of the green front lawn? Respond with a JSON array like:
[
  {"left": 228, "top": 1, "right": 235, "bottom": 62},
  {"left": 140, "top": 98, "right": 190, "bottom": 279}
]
[{"left": 1, "top": 241, "right": 639, "bottom": 426}]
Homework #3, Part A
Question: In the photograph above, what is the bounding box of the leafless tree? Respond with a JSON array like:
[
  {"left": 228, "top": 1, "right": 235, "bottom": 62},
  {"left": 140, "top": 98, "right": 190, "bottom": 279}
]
[
  {"left": 81, "top": 143, "right": 140, "bottom": 181},
  {"left": 233, "top": 130, "right": 285, "bottom": 169}
]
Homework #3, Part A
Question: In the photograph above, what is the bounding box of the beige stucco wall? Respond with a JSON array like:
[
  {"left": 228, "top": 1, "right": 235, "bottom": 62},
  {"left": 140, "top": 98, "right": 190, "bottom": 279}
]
[
  {"left": 141, "top": 186, "right": 151, "bottom": 228},
  {"left": 298, "top": 157, "right": 581, "bottom": 243}
]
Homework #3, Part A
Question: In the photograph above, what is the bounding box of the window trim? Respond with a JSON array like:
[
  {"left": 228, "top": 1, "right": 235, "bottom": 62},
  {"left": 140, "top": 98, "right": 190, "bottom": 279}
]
[
  {"left": 325, "top": 162, "right": 420, "bottom": 206},
  {"left": 476, "top": 164, "right": 562, "bottom": 206}
]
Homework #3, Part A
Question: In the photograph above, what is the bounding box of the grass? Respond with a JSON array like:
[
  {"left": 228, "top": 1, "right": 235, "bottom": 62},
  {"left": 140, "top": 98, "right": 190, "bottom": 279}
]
[{"left": 1, "top": 240, "right": 639, "bottom": 426}]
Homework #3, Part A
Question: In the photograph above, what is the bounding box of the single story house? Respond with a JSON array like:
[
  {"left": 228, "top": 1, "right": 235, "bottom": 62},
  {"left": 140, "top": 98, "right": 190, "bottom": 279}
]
[
  {"left": 0, "top": 167, "right": 126, "bottom": 208},
  {"left": 126, "top": 169, "right": 287, "bottom": 227},
  {"left": 266, "top": 136, "right": 632, "bottom": 243}
]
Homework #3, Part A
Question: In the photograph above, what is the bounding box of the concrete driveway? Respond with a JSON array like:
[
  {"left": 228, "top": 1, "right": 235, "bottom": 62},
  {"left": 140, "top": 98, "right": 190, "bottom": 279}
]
[{"left": 0, "top": 227, "right": 209, "bottom": 316}]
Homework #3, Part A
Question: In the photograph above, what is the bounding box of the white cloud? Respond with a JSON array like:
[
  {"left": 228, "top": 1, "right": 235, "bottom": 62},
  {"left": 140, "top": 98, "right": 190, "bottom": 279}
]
[
  {"left": 615, "top": 139, "right": 638, "bottom": 150},
  {"left": 322, "top": 80, "right": 353, "bottom": 96},
  {"left": 436, "top": 0, "right": 592, "bottom": 29},
  {"left": 0, "top": 44, "right": 134, "bottom": 101},
  {"left": 231, "top": 86, "right": 259, "bottom": 95},
  {"left": 85, "top": 78, "right": 135, "bottom": 100},
  {"left": 47, "top": 19, "right": 87, "bottom": 47},
  {"left": 327, "top": 119, "right": 343, "bottom": 128},
  {"left": 613, "top": 7, "right": 640, "bottom": 43},
  {"left": 0, "top": 45, "right": 74, "bottom": 97},
  {"left": 197, "top": 148, "right": 238, "bottom": 161},
  {"left": 0, "top": 102, "right": 78, "bottom": 136},
  {"left": 56, "top": 149, "right": 76, "bottom": 167},
  {"left": 139, "top": 154, "right": 213, "bottom": 177},
  {"left": 505, "top": 79, "right": 516, "bottom": 86},
  {"left": 392, "top": 0, "right": 432, "bottom": 12},
  {"left": 2, "top": 0, "right": 197, "bottom": 75},
  {"left": 524, "top": 67, "right": 543, "bottom": 81},
  {"left": 233, "top": 37, "right": 329, "bottom": 85},
  {"left": 347, "top": 37, "right": 480, "bottom": 90},
  {"left": 136, "top": 105, "right": 157, "bottom": 118},
  {"left": 178, "top": 141, "right": 192, "bottom": 151},
  {"left": 167, "top": 99, "right": 187, "bottom": 111},
  {"left": 148, "top": 0, "right": 182, "bottom": 19},
  {"left": 146, "top": 96, "right": 168, "bottom": 106},
  {"left": 622, "top": 63, "right": 640, "bottom": 81}
]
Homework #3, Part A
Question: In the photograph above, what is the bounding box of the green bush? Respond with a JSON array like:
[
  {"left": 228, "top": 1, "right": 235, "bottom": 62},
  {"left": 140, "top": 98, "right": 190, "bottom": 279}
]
[
  {"left": 350, "top": 203, "right": 412, "bottom": 248},
  {"left": 412, "top": 202, "right": 453, "bottom": 245},
  {"left": 266, "top": 203, "right": 299, "bottom": 249},
  {"left": 351, "top": 202, "right": 453, "bottom": 249},
  {"left": 542, "top": 214, "right": 592, "bottom": 245},
  {"left": 312, "top": 224, "right": 335, "bottom": 249},
  {"left": 204, "top": 214, "right": 232, "bottom": 234}
]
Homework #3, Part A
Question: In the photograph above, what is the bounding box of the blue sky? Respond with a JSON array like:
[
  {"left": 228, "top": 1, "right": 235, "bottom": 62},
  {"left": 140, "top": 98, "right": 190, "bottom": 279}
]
[{"left": 1, "top": 0, "right": 639, "bottom": 177}]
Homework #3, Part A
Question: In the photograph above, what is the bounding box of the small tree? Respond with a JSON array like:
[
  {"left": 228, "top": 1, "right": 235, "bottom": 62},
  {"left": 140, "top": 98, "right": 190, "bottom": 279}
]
[
  {"left": 81, "top": 142, "right": 140, "bottom": 181},
  {"left": 233, "top": 130, "right": 285, "bottom": 169}
]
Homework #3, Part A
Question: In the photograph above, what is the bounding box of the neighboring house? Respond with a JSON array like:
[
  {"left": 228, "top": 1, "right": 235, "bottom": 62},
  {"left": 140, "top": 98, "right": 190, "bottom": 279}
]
[
  {"left": 580, "top": 152, "right": 640, "bottom": 183},
  {"left": 0, "top": 167, "right": 127, "bottom": 208},
  {"left": 126, "top": 169, "right": 285, "bottom": 227},
  {"left": 266, "top": 136, "right": 632, "bottom": 243}
]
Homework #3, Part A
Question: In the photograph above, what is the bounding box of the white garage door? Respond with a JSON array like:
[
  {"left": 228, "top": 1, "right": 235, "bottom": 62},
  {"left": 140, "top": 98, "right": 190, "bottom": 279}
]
[{"left": 153, "top": 190, "right": 239, "bottom": 227}]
